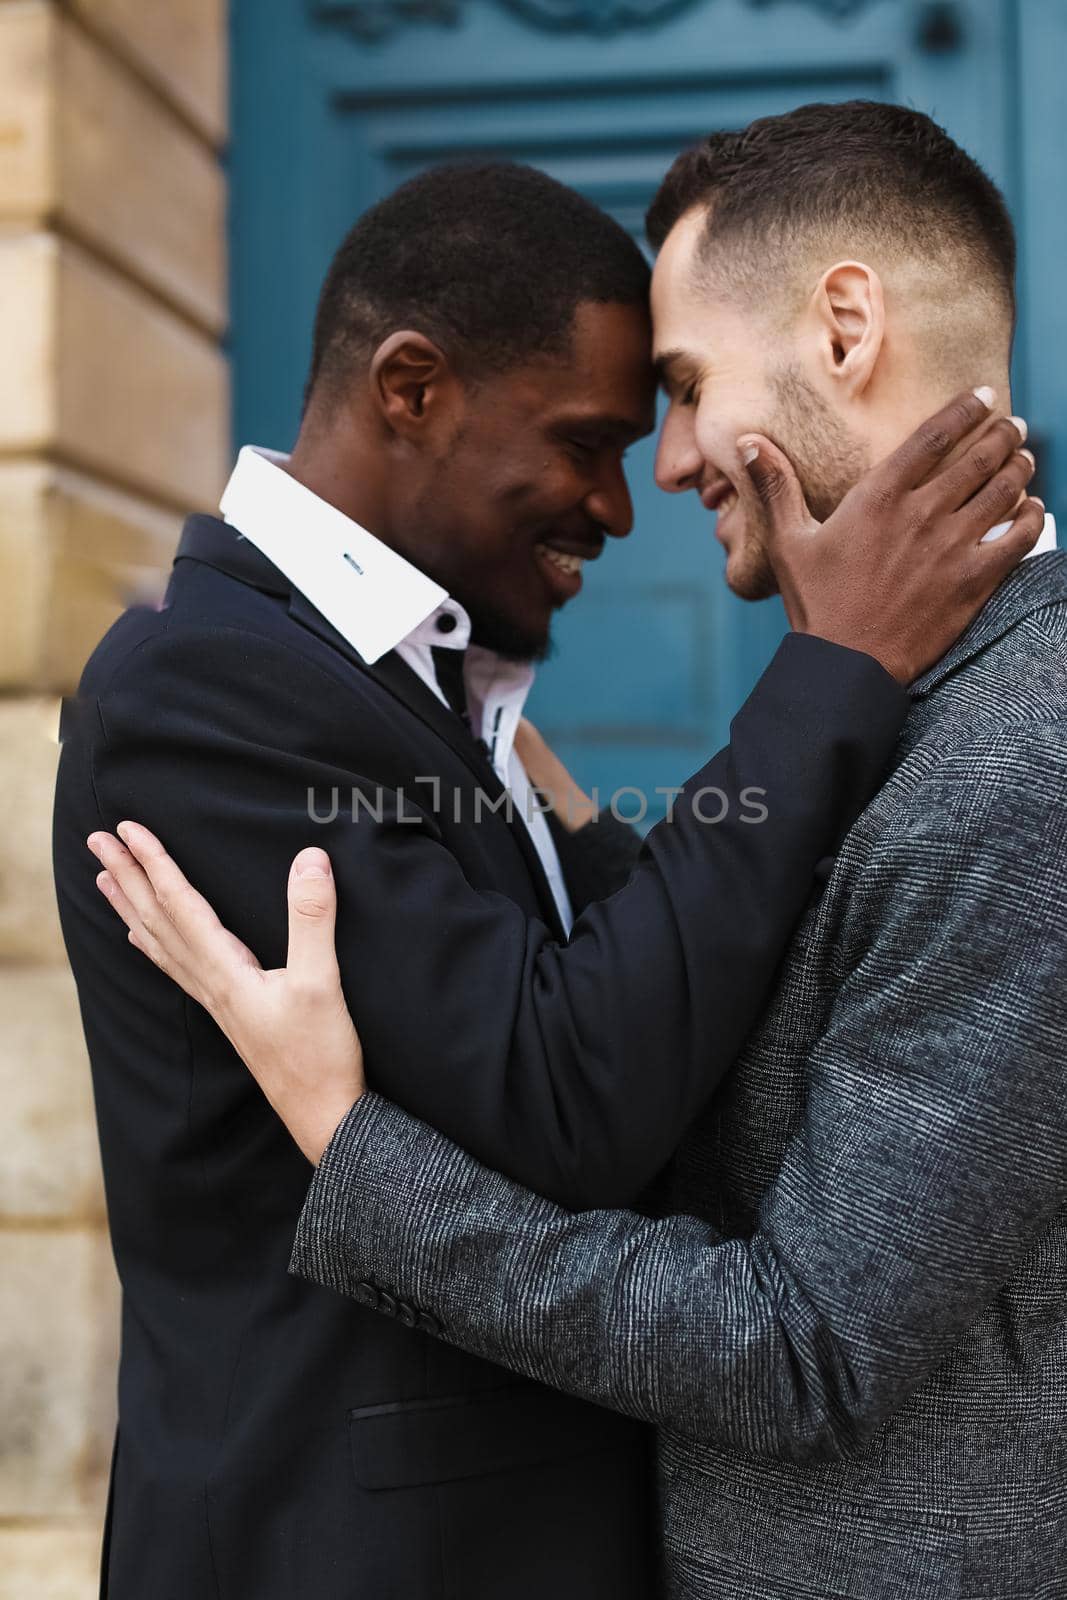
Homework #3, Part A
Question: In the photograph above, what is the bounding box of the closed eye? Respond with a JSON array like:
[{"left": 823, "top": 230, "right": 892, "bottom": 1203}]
[{"left": 566, "top": 436, "right": 629, "bottom": 464}]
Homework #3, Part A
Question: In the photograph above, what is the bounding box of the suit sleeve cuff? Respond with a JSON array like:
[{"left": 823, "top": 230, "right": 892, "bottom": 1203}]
[
  {"left": 766, "top": 632, "right": 908, "bottom": 727},
  {"left": 289, "top": 1091, "right": 391, "bottom": 1298},
  {"left": 748, "top": 632, "right": 909, "bottom": 837}
]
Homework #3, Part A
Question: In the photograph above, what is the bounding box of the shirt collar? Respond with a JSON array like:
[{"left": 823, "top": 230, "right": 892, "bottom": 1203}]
[{"left": 220, "top": 446, "right": 461, "bottom": 664}]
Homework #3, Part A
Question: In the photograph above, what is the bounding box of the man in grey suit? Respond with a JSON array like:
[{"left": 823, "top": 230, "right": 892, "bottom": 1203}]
[{"left": 86, "top": 105, "right": 1065, "bottom": 1595}]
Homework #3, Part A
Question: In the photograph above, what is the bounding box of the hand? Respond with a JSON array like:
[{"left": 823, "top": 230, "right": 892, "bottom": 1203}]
[
  {"left": 739, "top": 388, "right": 1045, "bottom": 683},
  {"left": 514, "top": 717, "right": 599, "bottom": 833},
  {"left": 86, "top": 823, "right": 364, "bottom": 1166}
]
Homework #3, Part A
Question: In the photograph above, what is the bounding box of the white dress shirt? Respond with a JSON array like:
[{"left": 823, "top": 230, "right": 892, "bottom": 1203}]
[{"left": 220, "top": 446, "right": 574, "bottom": 934}]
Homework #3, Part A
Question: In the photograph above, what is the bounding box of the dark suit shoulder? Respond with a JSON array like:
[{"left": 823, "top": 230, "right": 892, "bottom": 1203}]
[{"left": 74, "top": 566, "right": 397, "bottom": 746}]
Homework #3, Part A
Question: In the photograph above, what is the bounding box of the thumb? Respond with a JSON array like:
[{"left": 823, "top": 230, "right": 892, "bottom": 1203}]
[
  {"left": 286, "top": 847, "right": 342, "bottom": 987},
  {"left": 736, "top": 435, "right": 813, "bottom": 540}
]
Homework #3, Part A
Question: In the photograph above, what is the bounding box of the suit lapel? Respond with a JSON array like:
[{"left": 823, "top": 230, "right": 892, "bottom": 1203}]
[
  {"left": 291, "top": 592, "right": 566, "bottom": 939},
  {"left": 910, "top": 551, "right": 1067, "bottom": 700},
  {"left": 287, "top": 588, "right": 483, "bottom": 777},
  {"left": 174, "top": 517, "right": 566, "bottom": 940}
]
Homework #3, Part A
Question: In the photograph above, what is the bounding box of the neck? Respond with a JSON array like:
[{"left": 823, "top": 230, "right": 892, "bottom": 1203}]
[
  {"left": 286, "top": 420, "right": 392, "bottom": 543},
  {"left": 863, "top": 366, "right": 1013, "bottom": 477}
]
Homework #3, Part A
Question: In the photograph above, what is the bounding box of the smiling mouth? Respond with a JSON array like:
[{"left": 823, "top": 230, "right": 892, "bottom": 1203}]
[
  {"left": 700, "top": 479, "right": 739, "bottom": 518},
  {"left": 535, "top": 545, "right": 586, "bottom": 577}
]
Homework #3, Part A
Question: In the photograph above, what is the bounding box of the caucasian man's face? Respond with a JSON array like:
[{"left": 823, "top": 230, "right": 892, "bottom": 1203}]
[{"left": 650, "top": 207, "right": 869, "bottom": 599}]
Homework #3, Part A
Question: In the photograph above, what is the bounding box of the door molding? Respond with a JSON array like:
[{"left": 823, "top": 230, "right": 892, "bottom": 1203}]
[{"left": 308, "top": 0, "right": 880, "bottom": 44}]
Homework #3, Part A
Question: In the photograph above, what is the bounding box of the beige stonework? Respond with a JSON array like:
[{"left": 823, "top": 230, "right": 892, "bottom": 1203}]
[
  {"left": 0, "top": 231, "right": 229, "bottom": 507},
  {"left": 0, "top": 1526, "right": 106, "bottom": 1600},
  {"left": 0, "top": 3, "right": 226, "bottom": 330},
  {"left": 67, "top": 0, "right": 227, "bottom": 145},
  {"left": 0, "top": 964, "right": 104, "bottom": 1221},
  {"left": 0, "top": 0, "right": 228, "bottom": 1587},
  {"left": 0, "top": 1229, "right": 119, "bottom": 1518},
  {"left": 0, "top": 697, "right": 65, "bottom": 963},
  {"left": 0, "top": 2, "right": 54, "bottom": 218},
  {"left": 0, "top": 460, "right": 178, "bottom": 692}
]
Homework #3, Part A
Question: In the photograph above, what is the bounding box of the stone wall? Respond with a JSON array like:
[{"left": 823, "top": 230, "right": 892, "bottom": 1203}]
[{"left": 0, "top": 3, "right": 228, "bottom": 1592}]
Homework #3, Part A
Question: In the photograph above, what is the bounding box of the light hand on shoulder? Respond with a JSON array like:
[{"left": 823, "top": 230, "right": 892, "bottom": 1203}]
[
  {"left": 87, "top": 823, "right": 363, "bottom": 1166},
  {"left": 740, "top": 387, "right": 1043, "bottom": 684}
]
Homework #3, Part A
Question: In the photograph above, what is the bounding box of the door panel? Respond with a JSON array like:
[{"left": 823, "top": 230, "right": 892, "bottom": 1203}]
[{"left": 232, "top": 0, "right": 1053, "bottom": 821}]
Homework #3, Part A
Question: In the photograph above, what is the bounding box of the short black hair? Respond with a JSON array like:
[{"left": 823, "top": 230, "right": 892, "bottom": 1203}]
[
  {"left": 306, "top": 162, "right": 650, "bottom": 409},
  {"left": 646, "top": 101, "right": 1016, "bottom": 319}
]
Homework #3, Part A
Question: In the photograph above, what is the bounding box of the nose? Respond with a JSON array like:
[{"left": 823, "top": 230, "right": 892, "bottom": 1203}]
[
  {"left": 584, "top": 454, "right": 634, "bottom": 540},
  {"left": 654, "top": 405, "right": 703, "bottom": 495}
]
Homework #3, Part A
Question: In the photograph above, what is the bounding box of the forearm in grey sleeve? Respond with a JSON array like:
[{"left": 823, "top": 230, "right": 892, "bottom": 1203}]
[{"left": 291, "top": 731, "right": 1067, "bottom": 1461}]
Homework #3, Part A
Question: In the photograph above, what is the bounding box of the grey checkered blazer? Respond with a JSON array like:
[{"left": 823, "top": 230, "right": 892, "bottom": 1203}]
[{"left": 292, "top": 553, "right": 1067, "bottom": 1599}]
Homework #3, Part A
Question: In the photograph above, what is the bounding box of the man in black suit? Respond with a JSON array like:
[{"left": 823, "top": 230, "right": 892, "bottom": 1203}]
[{"left": 56, "top": 162, "right": 1038, "bottom": 1599}]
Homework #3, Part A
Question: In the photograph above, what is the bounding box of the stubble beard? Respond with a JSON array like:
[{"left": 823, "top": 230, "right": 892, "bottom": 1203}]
[{"left": 725, "top": 364, "right": 870, "bottom": 601}]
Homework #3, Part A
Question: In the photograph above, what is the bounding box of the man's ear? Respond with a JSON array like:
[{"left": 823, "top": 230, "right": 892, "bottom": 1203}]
[
  {"left": 808, "top": 261, "right": 885, "bottom": 396},
  {"left": 370, "top": 331, "right": 460, "bottom": 440}
]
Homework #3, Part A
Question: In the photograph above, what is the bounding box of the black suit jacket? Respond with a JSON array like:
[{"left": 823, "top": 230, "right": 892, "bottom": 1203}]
[{"left": 52, "top": 515, "right": 906, "bottom": 1600}]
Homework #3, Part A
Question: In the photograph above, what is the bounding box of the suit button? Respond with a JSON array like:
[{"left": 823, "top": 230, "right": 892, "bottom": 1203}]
[
  {"left": 354, "top": 1281, "right": 380, "bottom": 1309},
  {"left": 378, "top": 1291, "right": 398, "bottom": 1318},
  {"left": 416, "top": 1311, "right": 442, "bottom": 1337},
  {"left": 397, "top": 1301, "right": 417, "bottom": 1329}
]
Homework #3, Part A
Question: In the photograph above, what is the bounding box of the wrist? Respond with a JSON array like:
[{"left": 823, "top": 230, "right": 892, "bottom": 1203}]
[
  {"left": 528, "top": 758, "right": 597, "bottom": 833},
  {"left": 795, "top": 622, "right": 905, "bottom": 685},
  {"left": 302, "top": 1091, "right": 363, "bottom": 1167},
  {"left": 555, "top": 785, "right": 599, "bottom": 833}
]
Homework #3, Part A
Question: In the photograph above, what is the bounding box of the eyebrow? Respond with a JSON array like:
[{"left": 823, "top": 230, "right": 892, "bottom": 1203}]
[
  {"left": 556, "top": 412, "right": 655, "bottom": 444},
  {"left": 653, "top": 348, "right": 700, "bottom": 395}
]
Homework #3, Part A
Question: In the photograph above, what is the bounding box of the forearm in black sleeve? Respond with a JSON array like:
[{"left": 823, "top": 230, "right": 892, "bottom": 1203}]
[
  {"left": 547, "top": 806, "right": 643, "bottom": 913},
  {"left": 91, "top": 625, "right": 905, "bottom": 1208}
]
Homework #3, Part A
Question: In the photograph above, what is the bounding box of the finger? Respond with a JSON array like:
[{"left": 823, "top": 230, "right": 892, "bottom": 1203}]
[
  {"left": 95, "top": 867, "right": 153, "bottom": 944},
  {"left": 286, "top": 848, "right": 343, "bottom": 989},
  {"left": 969, "top": 497, "right": 1045, "bottom": 584},
  {"left": 958, "top": 449, "right": 1037, "bottom": 538},
  {"left": 926, "top": 418, "right": 1029, "bottom": 513},
  {"left": 875, "top": 386, "right": 998, "bottom": 491},
  {"left": 95, "top": 867, "right": 183, "bottom": 982},
  {"left": 88, "top": 831, "right": 189, "bottom": 956},
  {"left": 89, "top": 827, "right": 262, "bottom": 998},
  {"left": 962, "top": 499, "right": 1043, "bottom": 605},
  {"left": 114, "top": 820, "right": 232, "bottom": 962},
  {"left": 736, "top": 435, "right": 814, "bottom": 539}
]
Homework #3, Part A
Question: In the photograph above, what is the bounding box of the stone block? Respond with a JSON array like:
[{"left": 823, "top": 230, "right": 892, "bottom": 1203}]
[
  {"left": 57, "top": 12, "right": 227, "bottom": 332},
  {"left": 0, "top": 460, "right": 180, "bottom": 693},
  {"left": 0, "top": 1228, "right": 119, "bottom": 1518},
  {"left": 0, "top": 1524, "right": 104, "bottom": 1600},
  {"left": 0, "top": 232, "right": 230, "bottom": 508},
  {"left": 0, "top": 965, "right": 105, "bottom": 1221},
  {"left": 0, "top": 1, "right": 53, "bottom": 219},
  {"left": 0, "top": 697, "right": 66, "bottom": 964},
  {"left": 0, "top": 6, "right": 226, "bottom": 330},
  {"left": 67, "top": 0, "right": 227, "bottom": 146}
]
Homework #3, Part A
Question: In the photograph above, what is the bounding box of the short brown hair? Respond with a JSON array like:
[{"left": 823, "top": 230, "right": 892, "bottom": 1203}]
[{"left": 646, "top": 101, "right": 1015, "bottom": 324}]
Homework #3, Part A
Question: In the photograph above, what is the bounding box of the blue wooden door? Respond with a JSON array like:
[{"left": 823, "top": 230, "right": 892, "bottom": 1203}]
[{"left": 232, "top": 0, "right": 1064, "bottom": 820}]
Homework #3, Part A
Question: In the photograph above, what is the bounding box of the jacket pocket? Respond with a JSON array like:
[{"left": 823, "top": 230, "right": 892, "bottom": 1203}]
[
  {"left": 348, "top": 1381, "right": 644, "bottom": 1491},
  {"left": 662, "top": 1471, "right": 966, "bottom": 1600}
]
